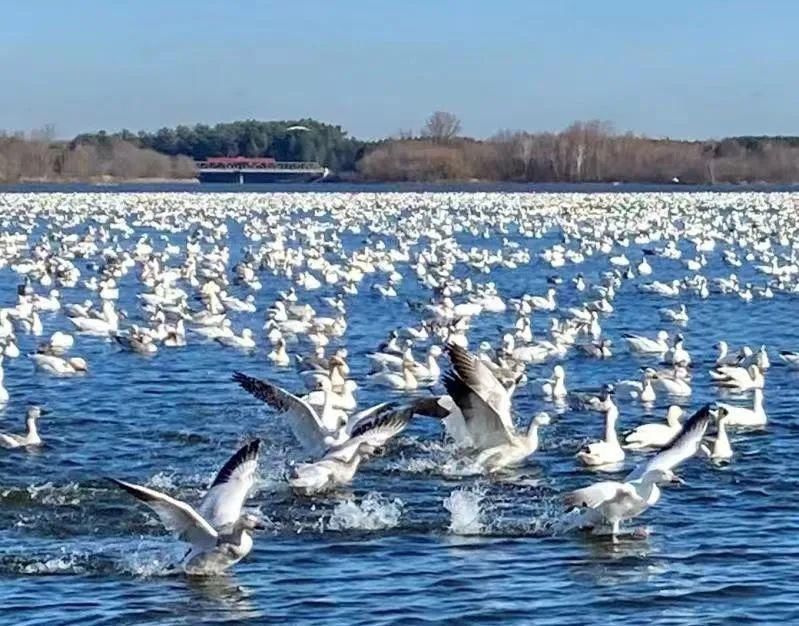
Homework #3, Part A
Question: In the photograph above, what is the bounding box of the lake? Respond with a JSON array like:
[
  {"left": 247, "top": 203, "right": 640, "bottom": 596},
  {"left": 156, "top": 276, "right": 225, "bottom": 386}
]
[{"left": 1, "top": 188, "right": 798, "bottom": 625}]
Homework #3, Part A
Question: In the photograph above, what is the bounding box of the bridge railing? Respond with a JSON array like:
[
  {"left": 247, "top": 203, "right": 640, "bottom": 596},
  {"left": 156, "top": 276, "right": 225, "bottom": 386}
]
[{"left": 196, "top": 161, "right": 323, "bottom": 170}]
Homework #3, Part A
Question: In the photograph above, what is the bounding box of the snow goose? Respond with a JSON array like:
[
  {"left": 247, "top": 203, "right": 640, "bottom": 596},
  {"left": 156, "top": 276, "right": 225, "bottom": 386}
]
[
  {"left": 710, "top": 363, "right": 764, "bottom": 390},
  {"left": 659, "top": 304, "right": 688, "bottom": 323},
  {"left": 717, "top": 387, "right": 766, "bottom": 428},
  {"left": 216, "top": 328, "right": 256, "bottom": 350},
  {"left": 622, "top": 406, "right": 683, "bottom": 450},
  {"left": 778, "top": 350, "right": 799, "bottom": 368},
  {"left": 0, "top": 406, "right": 44, "bottom": 448},
  {"left": 30, "top": 352, "right": 88, "bottom": 375},
  {"left": 653, "top": 364, "right": 692, "bottom": 397},
  {"left": 289, "top": 441, "right": 375, "bottom": 494},
  {"left": 267, "top": 337, "right": 290, "bottom": 366},
  {"left": 441, "top": 344, "right": 521, "bottom": 452},
  {"left": 232, "top": 372, "right": 346, "bottom": 454},
  {"left": 714, "top": 341, "right": 740, "bottom": 366},
  {"left": 625, "top": 404, "right": 715, "bottom": 481},
  {"left": 615, "top": 368, "right": 656, "bottom": 403},
  {"left": 565, "top": 467, "right": 679, "bottom": 538},
  {"left": 109, "top": 440, "right": 264, "bottom": 575},
  {"left": 472, "top": 412, "right": 551, "bottom": 473},
  {"left": 664, "top": 334, "right": 691, "bottom": 365},
  {"left": 368, "top": 358, "right": 419, "bottom": 391},
  {"left": 701, "top": 411, "right": 733, "bottom": 462},
  {"left": 623, "top": 330, "right": 669, "bottom": 354},
  {"left": 576, "top": 387, "right": 625, "bottom": 467},
  {"left": 541, "top": 365, "right": 568, "bottom": 400}
]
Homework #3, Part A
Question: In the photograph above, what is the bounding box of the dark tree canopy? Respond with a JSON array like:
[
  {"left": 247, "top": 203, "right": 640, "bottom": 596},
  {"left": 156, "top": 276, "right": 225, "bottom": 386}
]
[{"left": 73, "top": 119, "right": 367, "bottom": 172}]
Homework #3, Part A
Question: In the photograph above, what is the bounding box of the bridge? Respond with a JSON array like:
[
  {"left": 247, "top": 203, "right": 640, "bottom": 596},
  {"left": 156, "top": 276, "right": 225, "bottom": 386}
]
[{"left": 196, "top": 158, "right": 328, "bottom": 183}]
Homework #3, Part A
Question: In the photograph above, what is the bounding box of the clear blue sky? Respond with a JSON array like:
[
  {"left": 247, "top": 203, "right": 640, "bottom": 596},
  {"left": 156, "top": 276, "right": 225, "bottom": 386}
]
[{"left": 1, "top": 0, "right": 797, "bottom": 139}]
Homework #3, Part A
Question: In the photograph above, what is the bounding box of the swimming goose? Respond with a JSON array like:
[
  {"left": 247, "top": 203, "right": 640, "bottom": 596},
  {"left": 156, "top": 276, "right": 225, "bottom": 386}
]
[
  {"left": 30, "top": 352, "right": 88, "bottom": 375},
  {"left": 541, "top": 365, "right": 568, "bottom": 400},
  {"left": 576, "top": 387, "right": 625, "bottom": 467},
  {"left": 709, "top": 363, "right": 764, "bottom": 390},
  {"left": 701, "top": 412, "right": 733, "bottom": 461},
  {"left": 109, "top": 440, "right": 264, "bottom": 575},
  {"left": 659, "top": 304, "right": 688, "bottom": 323},
  {"left": 48, "top": 331, "right": 74, "bottom": 354},
  {"left": 625, "top": 404, "right": 715, "bottom": 481},
  {"left": 267, "top": 337, "right": 290, "bottom": 366},
  {"left": 216, "top": 328, "right": 256, "bottom": 350},
  {"left": 779, "top": 350, "right": 799, "bottom": 368},
  {"left": 0, "top": 406, "right": 44, "bottom": 448},
  {"left": 368, "top": 358, "right": 419, "bottom": 390},
  {"left": 717, "top": 387, "right": 766, "bottom": 428},
  {"left": 622, "top": 406, "right": 683, "bottom": 450},
  {"left": 714, "top": 341, "right": 741, "bottom": 366},
  {"left": 664, "top": 334, "right": 691, "bottom": 365},
  {"left": 653, "top": 365, "right": 692, "bottom": 396},
  {"left": 615, "top": 368, "right": 657, "bottom": 403},
  {"left": 623, "top": 330, "right": 669, "bottom": 354},
  {"left": 577, "top": 339, "right": 612, "bottom": 359}
]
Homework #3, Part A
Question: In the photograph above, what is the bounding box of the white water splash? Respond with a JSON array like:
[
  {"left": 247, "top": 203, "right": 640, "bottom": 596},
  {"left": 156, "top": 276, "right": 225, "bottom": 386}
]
[
  {"left": 443, "top": 486, "right": 485, "bottom": 535},
  {"left": 326, "top": 492, "right": 404, "bottom": 531}
]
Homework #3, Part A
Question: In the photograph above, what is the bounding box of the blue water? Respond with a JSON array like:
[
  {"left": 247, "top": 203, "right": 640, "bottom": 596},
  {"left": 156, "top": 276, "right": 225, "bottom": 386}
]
[{"left": 2, "top": 189, "right": 799, "bottom": 625}]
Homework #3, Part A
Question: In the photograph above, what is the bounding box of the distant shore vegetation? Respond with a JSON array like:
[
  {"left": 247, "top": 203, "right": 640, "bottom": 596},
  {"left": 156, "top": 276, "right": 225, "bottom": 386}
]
[{"left": 2, "top": 114, "right": 799, "bottom": 184}]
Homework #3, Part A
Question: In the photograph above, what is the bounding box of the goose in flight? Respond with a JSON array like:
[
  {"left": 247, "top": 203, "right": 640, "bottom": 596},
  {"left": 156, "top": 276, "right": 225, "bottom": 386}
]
[
  {"left": 0, "top": 406, "right": 45, "bottom": 448},
  {"left": 232, "top": 372, "right": 446, "bottom": 458},
  {"left": 566, "top": 404, "right": 716, "bottom": 538},
  {"left": 232, "top": 371, "right": 347, "bottom": 455},
  {"left": 564, "top": 467, "right": 679, "bottom": 539},
  {"left": 109, "top": 440, "right": 264, "bottom": 575}
]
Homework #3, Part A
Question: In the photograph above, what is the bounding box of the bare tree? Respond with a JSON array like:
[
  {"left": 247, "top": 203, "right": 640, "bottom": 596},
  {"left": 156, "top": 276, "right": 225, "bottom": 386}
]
[{"left": 422, "top": 111, "right": 461, "bottom": 143}]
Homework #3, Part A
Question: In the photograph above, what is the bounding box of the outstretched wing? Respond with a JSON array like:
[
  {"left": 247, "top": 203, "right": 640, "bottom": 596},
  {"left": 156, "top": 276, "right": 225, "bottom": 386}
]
[
  {"left": 442, "top": 370, "right": 514, "bottom": 450},
  {"left": 626, "top": 404, "right": 712, "bottom": 480},
  {"left": 109, "top": 478, "right": 217, "bottom": 549},
  {"left": 564, "top": 480, "right": 625, "bottom": 510},
  {"left": 198, "top": 439, "right": 261, "bottom": 529},
  {"left": 233, "top": 371, "right": 330, "bottom": 454},
  {"left": 448, "top": 344, "right": 514, "bottom": 425},
  {"left": 328, "top": 402, "right": 414, "bottom": 461}
]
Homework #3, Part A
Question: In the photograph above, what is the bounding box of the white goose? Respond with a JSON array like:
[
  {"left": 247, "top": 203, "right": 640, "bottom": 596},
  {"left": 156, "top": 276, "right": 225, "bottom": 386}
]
[
  {"left": 622, "top": 405, "right": 683, "bottom": 450},
  {"left": 0, "top": 406, "right": 44, "bottom": 448},
  {"left": 109, "top": 440, "right": 264, "bottom": 575},
  {"left": 30, "top": 353, "right": 88, "bottom": 375},
  {"left": 717, "top": 387, "right": 766, "bottom": 428},
  {"left": 701, "top": 411, "right": 733, "bottom": 461},
  {"left": 576, "top": 387, "right": 625, "bottom": 467},
  {"left": 622, "top": 330, "right": 669, "bottom": 354},
  {"left": 232, "top": 372, "right": 346, "bottom": 454},
  {"left": 710, "top": 364, "right": 764, "bottom": 391},
  {"left": 565, "top": 405, "right": 715, "bottom": 539},
  {"left": 541, "top": 365, "right": 568, "bottom": 400}
]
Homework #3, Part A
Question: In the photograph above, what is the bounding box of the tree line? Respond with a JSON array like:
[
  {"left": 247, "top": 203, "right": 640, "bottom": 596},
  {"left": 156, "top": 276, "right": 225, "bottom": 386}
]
[
  {"left": 3, "top": 113, "right": 799, "bottom": 184},
  {"left": 359, "top": 116, "right": 799, "bottom": 183},
  {"left": 0, "top": 128, "right": 195, "bottom": 183}
]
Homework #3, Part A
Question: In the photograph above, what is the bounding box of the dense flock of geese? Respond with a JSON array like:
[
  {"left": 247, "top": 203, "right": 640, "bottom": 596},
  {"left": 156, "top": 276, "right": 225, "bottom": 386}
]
[{"left": 0, "top": 191, "right": 792, "bottom": 575}]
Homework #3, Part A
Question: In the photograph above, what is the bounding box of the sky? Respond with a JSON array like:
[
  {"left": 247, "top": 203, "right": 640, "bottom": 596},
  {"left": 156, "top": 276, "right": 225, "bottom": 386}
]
[{"left": 1, "top": 0, "right": 797, "bottom": 140}]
